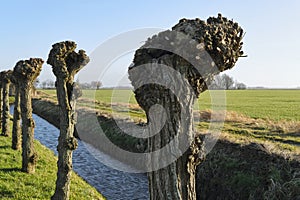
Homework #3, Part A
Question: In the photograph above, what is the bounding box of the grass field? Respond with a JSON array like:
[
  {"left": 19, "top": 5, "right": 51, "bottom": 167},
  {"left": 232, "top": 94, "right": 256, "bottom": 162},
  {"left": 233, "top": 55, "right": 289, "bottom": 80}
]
[
  {"left": 41, "top": 89, "right": 300, "bottom": 121},
  {"left": 39, "top": 89, "right": 300, "bottom": 152},
  {"left": 0, "top": 130, "right": 105, "bottom": 199}
]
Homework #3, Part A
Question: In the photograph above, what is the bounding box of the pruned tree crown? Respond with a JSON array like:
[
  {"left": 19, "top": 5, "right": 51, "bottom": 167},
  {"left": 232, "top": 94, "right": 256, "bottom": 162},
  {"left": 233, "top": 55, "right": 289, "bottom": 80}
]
[
  {"left": 1, "top": 70, "right": 13, "bottom": 83},
  {"left": 13, "top": 58, "right": 44, "bottom": 82},
  {"left": 47, "top": 41, "right": 90, "bottom": 79},
  {"left": 129, "top": 14, "right": 244, "bottom": 99}
]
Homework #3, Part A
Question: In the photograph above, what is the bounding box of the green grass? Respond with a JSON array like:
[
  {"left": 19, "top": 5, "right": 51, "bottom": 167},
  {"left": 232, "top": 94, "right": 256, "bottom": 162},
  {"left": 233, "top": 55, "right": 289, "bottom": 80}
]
[
  {"left": 39, "top": 89, "right": 300, "bottom": 152},
  {"left": 40, "top": 89, "right": 300, "bottom": 121},
  {"left": 0, "top": 133, "right": 105, "bottom": 199},
  {"left": 195, "top": 89, "right": 300, "bottom": 121}
]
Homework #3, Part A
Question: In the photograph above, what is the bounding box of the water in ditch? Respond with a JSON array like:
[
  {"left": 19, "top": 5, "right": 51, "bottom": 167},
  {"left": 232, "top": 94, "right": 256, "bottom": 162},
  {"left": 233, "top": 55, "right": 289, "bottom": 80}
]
[{"left": 11, "top": 106, "right": 149, "bottom": 200}]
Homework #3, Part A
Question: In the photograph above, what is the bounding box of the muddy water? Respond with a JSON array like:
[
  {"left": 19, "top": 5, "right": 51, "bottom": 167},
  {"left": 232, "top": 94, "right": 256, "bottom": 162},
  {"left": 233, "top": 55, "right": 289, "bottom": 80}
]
[{"left": 11, "top": 106, "right": 149, "bottom": 200}]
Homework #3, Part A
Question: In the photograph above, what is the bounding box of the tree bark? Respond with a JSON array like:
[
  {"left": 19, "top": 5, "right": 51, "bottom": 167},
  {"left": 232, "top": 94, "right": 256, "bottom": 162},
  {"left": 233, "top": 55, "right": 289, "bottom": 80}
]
[
  {"left": 51, "top": 78, "right": 78, "bottom": 200},
  {"left": 13, "top": 58, "right": 43, "bottom": 174},
  {"left": 48, "top": 41, "right": 89, "bottom": 200},
  {"left": 0, "top": 82, "right": 3, "bottom": 124},
  {"left": 133, "top": 61, "right": 202, "bottom": 200},
  {"left": 1, "top": 77, "right": 11, "bottom": 137},
  {"left": 129, "top": 15, "right": 244, "bottom": 200},
  {"left": 20, "top": 81, "right": 37, "bottom": 173},
  {"left": 12, "top": 85, "right": 21, "bottom": 150},
  {"left": 147, "top": 95, "right": 197, "bottom": 200}
]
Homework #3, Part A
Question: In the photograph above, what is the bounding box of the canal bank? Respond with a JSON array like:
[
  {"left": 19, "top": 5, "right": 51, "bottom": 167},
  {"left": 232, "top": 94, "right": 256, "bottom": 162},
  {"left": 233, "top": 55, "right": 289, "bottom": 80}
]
[
  {"left": 10, "top": 105, "right": 149, "bottom": 200},
  {"left": 31, "top": 97, "right": 300, "bottom": 199}
]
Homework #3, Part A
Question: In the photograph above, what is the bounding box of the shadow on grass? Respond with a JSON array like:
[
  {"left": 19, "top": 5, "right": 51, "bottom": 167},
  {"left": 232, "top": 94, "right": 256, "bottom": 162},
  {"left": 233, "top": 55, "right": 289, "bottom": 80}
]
[
  {"left": 0, "top": 167, "right": 21, "bottom": 173},
  {"left": 0, "top": 145, "right": 11, "bottom": 149},
  {"left": 0, "top": 190, "right": 14, "bottom": 198}
]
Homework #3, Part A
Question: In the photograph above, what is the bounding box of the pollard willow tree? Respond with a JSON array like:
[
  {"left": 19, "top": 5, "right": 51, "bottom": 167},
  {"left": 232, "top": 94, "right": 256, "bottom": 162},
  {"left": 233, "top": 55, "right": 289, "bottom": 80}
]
[
  {"left": 13, "top": 58, "right": 44, "bottom": 173},
  {"left": 0, "top": 72, "right": 4, "bottom": 125},
  {"left": 128, "top": 14, "right": 244, "bottom": 200},
  {"left": 1, "top": 70, "right": 12, "bottom": 137},
  {"left": 47, "top": 41, "right": 89, "bottom": 200},
  {"left": 11, "top": 73, "right": 21, "bottom": 150}
]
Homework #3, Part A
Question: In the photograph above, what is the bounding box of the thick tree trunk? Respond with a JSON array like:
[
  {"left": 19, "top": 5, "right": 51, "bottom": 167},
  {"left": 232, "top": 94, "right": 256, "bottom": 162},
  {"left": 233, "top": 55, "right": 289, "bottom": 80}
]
[
  {"left": 2, "top": 81, "right": 10, "bottom": 136},
  {"left": 143, "top": 68, "right": 200, "bottom": 200},
  {"left": 0, "top": 84, "right": 2, "bottom": 124},
  {"left": 20, "top": 81, "right": 37, "bottom": 173},
  {"left": 12, "top": 85, "right": 21, "bottom": 150},
  {"left": 129, "top": 14, "right": 244, "bottom": 200},
  {"left": 51, "top": 78, "right": 78, "bottom": 200},
  {"left": 13, "top": 58, "right": 43, "bottom": 174}
]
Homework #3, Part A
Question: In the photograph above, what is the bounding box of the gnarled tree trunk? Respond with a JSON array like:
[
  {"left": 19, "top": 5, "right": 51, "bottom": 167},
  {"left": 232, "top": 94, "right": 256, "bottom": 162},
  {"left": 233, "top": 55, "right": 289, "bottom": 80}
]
[
  {"left": 1, "top": 70, "right": 12, "bottom": 137},
  {"left": 145, "top": 75, "right": 199, "bottom": 200},
  {"left": 0, "top": 72, "right": 4, "bottom": 125},
  {"left": 129, "top": 14, "right": 244, "bottom": 200},
  {"left": 11, "top": 76, "right": 21, "bottom": 150},
  {"left": 13, "top": 58, "right": 44, "bottom": 173},
  {"left": 48, "top": 41, "right": 89, "bottom": 200}
]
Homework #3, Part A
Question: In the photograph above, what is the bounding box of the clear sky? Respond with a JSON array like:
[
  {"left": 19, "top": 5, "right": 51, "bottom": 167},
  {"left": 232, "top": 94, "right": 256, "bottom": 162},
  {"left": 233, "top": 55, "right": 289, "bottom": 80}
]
[{"left": 1, "top": 0, "right": 300, "bottom": 88}]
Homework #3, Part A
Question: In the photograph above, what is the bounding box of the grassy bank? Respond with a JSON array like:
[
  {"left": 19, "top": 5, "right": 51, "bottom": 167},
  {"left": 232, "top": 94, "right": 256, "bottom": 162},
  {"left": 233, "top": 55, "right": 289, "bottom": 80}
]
[{"left": 0, "top": 132, "right": 105, "bottom": 199}]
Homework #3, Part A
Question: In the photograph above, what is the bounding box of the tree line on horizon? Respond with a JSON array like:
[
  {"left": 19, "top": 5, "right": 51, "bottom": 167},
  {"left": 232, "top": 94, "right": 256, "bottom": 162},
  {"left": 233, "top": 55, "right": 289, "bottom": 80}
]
[
  {"left": 35, "top": 74, "right": 247, "bottom": 91},
  {"left": 35, "top": 79, "right": 102, "bottom": 90},
  {"left": 210, "top": 74, "right": 247, "bottom": 90}
]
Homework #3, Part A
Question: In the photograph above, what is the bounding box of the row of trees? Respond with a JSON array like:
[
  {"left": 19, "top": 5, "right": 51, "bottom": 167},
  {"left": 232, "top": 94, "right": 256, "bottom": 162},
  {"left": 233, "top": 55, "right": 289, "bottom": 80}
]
[
  {"left": 1, "top": 14, "right": 244, "bottom": 200},
  {"left": 210, "top": 74, "right": 247, "bottom": 90},
  {"left": 0, "top": 41, "right": 89, "bottom": 200},
  {"left": 36, "top": 79, "right": 102, "bottom": 90},
  {"left": 39, "top": 75, "right": 246, "bottom": 90}
]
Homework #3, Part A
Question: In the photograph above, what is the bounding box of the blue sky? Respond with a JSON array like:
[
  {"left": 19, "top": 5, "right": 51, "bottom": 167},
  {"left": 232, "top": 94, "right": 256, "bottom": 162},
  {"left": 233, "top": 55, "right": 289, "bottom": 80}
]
[{"left": 1, "top": 0, "right": 300, "bottom": 88}]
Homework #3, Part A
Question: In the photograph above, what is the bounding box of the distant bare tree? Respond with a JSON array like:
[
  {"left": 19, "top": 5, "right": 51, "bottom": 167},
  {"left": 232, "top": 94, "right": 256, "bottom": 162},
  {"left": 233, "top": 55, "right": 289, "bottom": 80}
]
[
  {"left": 47, "top": 79, "right": 55, "bottom": 88},
  {"left": 235, "top": 82, "right": 247, "bottom": 90},
  {"left": 222, "top": 74, "right": 234, "bottom": 90},
  {"left": 41, "top": 81, "right": 47, "bottom": 89},
  {"left": 210, "top": 74, "right": 235, "bottom": 90},
  {"left": 91, "top": 81, "right": 102, "bottom": 90},
  {"left": 210, "top": 75, "right": 225, "bottom": 89}
]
